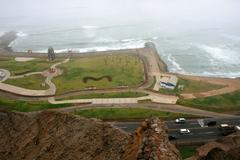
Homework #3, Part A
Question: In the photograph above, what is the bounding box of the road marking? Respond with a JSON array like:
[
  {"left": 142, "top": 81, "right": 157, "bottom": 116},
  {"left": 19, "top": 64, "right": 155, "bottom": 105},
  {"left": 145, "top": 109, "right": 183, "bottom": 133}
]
[{"left": 200, "top": 131, "right": 214, "bottom": 134}]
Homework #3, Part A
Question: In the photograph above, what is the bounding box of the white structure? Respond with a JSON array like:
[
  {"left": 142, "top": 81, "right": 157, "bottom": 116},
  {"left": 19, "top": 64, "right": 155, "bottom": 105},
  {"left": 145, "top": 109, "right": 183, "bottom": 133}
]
[{"left": 159, "top": 74, "right": 178, "bottom": 90}]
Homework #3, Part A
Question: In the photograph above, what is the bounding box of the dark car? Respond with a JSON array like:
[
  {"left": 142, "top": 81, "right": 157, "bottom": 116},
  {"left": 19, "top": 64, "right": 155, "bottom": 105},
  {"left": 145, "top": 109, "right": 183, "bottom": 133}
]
[
  {"left": 204, "top": 120, "right": 217, "bottom": 126},
  {"left": 168, "top": 135, "right": 177, "bottom": 140}
]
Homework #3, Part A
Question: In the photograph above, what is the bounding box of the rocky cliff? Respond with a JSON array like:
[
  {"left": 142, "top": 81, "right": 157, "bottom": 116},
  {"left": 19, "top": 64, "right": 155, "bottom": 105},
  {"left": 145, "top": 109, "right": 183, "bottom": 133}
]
[
  {"left": 0, "top": 110, "right": 181, "bottom": 160},
  {"left": 188, "top": 132, "right": 240, "bottom": 160}
]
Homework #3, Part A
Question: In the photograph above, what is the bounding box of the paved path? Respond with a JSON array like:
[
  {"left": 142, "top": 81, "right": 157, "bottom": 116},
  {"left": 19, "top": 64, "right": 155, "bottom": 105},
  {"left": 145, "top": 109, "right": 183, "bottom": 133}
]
[
  {"left": 48, "top": 92, "right": 178, "bottom": 105},
  {"left": 0, "top": 69, "right": 10, "bottom": 82},
  {"left": 179, "top": 75, "right": 240, "bottom": 99},
  {"left": 0, "top": 58, "right": 69, "bottom": 97}
]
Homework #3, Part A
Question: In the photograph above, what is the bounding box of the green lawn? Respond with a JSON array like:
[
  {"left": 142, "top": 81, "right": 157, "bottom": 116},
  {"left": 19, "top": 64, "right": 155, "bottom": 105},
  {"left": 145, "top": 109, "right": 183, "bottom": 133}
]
[
  {"left": 177, "top": 90, "right": 240, "bottom": 112},
  {"left": 178, "top": 146, "right": 198, "bottom": 159},
  {"left": 159, "top": 77, "right": 224, "bottom": 96},
  {"left": 56, "top": 92, "right": 148, "bottom": 100},
  {"left": 0, "top": 96, "right": 71, "bottom": 112},
  {"left": 4, "top": 74, "right": 48, "bottom": 90},
  {"left": 53, "top": 55, "right": 144, "bottom": 94},
  {"left": 74, "top": 108, "right": 197, "bottom": 120},
  {"left": 0, "top": 57, "right": 62, "bottom": 76}
]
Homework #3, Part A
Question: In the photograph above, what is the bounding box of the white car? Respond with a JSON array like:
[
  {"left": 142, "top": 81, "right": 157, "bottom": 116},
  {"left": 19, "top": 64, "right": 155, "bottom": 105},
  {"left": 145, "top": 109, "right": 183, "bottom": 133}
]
[
  {"left": 179, "top": 129, "right": 190, "bottom": 134},
  {"left": 175, "top": 118, "right": 186, "bottom": 124},
  {"left": 235, "top": 126, "right": 240, "bottom": 131},
  {"left": 219, "top": 124, "right": 229, "bottom": 128}
]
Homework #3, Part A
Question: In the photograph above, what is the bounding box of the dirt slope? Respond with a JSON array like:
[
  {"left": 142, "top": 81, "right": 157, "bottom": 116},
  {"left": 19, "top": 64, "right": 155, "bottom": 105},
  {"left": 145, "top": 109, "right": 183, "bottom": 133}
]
[
  {"left": 0, "top": 110, "right": 181, "bottom": 160},
  {"left": 0, "top": 110, "right": 128, "bottom": 160}
]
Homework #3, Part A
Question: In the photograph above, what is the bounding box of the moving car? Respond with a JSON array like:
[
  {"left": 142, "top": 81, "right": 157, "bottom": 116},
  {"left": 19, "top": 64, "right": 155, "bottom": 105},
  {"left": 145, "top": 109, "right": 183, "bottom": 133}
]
[
  {"left": 218, "top": 124, "right": 235, "bottom": 136},
  {"left": 179, "top": 129, "right": 190, "bottom": 134},
  {"left": 168, "top": 135, "right": 177, "bottom": 140},
  {"left": 204, "top": 120, "right": 217, "bottom": 126},
  {"left": 234, "top": 126, "right": 240, "bottom": 131},
  {"left": 175, "top": 118, "right": 186, "bottom": 124}
]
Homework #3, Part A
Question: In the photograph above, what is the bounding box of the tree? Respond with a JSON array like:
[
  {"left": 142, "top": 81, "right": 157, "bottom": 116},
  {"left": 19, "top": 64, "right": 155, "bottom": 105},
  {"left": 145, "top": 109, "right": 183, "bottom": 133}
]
[{"left": 48, "top": 46, "right": 55, "bottom": 61}]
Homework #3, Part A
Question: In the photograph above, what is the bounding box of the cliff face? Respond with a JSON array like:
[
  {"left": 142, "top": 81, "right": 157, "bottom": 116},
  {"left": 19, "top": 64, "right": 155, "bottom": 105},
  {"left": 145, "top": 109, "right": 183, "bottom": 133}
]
[
  {"left": 0, "top": 110, "right": 128, "bottom": 160},
  {"left": 189, "top": 132, "right": 240, "bottom": 160},
  {"left": 0, "top": 110, "right": 181, "bottom": 160},
  {"left": 122, "top": 118, "right": 181, "bottom": 160}
]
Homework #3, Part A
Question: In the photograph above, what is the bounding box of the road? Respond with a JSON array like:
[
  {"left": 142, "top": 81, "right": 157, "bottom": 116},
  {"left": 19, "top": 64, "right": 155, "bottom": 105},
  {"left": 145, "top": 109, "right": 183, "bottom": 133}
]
[
  {"left": 113, "top": 117, "right": 240, "bottom": 143},
  {"left": 55, "top": 103, "right": 235, "bottom": 118}
]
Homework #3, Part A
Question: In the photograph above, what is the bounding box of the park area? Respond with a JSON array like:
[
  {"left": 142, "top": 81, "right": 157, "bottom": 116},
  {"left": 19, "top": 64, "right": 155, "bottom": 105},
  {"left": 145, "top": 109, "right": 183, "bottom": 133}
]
[
  {"left": 0, "top": 54, "right": 145, "bottom": 93},
  {"left": 53, "top": 54, "right": 144, "bottom": 94}
]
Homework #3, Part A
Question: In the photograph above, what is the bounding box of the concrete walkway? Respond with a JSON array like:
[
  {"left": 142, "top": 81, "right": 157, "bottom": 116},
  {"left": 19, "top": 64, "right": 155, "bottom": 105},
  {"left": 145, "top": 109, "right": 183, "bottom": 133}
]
[
  {"left": 48, "top": 93, "right": 178, "bottom": 105},
  {"left": 0, "top": 69, "right": 10, "bottom": 82}
]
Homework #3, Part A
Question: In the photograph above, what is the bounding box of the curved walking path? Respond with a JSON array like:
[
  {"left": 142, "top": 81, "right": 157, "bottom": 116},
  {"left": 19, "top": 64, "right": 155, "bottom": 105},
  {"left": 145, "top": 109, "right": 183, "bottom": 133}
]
[
  {"left": 0, "top": 69, "right": 10, "bottom": 82},
  {"left": 0, "top": 58, "right": 69, "bottom": 97},
  {"left": 179, "top": 75, "right": 240, "bottom": 99}
]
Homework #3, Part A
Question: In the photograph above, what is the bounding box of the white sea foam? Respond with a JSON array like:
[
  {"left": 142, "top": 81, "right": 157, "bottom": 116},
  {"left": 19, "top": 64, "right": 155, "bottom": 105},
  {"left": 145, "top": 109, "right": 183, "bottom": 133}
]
[
  {"left": 198, "top": 71, "right": 240, "bottom": 79},
  {"left": 35, "top": 40, "right": 146, "bottom": 53},
  {"left": 152, "top": 36, "right": 159, "bottom": 40},
  {"left": 197, "top": 44, "right": 240, "bottom": 65},
  {"left": 8, "top": 31, "right": 28, "bottom": 47},
  {"left": 0, "top": 31, "right": 6, "bottom": 37},
  {"left": 16, "top": 31, "right": 28, "bottom": 37},
  {"left": 167, "top": 54, "right": 185, "bottom": 73},
  {"left": 81, "top": 26, "right": 99, "bottom": 29}
]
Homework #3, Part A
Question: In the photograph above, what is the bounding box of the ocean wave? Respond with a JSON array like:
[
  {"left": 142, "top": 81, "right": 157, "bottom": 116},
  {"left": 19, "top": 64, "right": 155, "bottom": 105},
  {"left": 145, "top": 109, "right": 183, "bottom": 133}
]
[
  {"left": 8, "top": 31, "right": 28, "bottom": 47},
  {"left": 81, "top": 25, "right": 99, "bottom": 29},
  {"left": 197, "top": 44, "right": 240, "bottom": 65},
  {"left": 185, "top": 71, "right": 240, "bottom": 79},
  {"left": 34, "top": 40, "right": 146, "bottom": 53},
  {"left": 167, "top": 54, "right": 185, "bottom": 73},
  {"left": 16, "top": 31, "right": 28, "bottom": 37},
  {"left": 0, "top": 31, "right": 6, "bottom": 37}
]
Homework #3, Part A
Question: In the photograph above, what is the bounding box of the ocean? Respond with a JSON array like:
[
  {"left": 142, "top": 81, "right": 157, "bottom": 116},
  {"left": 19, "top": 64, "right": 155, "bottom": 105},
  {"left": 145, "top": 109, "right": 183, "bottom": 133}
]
[{"left": 0, "top": 0, "right": 240, "bottom": 78}]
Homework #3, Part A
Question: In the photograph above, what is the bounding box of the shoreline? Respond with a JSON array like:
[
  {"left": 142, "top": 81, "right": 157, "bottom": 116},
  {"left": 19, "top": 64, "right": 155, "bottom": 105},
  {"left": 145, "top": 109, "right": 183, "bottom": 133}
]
[{"left": 0, "top": 31, "right": 239, "bottom": 80}]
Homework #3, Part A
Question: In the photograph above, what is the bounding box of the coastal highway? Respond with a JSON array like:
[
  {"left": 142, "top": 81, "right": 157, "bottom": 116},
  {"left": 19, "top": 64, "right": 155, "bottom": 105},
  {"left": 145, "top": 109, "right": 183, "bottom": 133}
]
[{"left": 113, "top": 117, "right": 240, "bottom": 143}]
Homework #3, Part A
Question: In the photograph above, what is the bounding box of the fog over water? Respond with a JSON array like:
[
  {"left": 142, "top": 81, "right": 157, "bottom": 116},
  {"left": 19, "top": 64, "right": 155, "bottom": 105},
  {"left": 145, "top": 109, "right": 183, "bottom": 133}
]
[{"left": 0, "top": 0, "right": 240, "bottom": 77}]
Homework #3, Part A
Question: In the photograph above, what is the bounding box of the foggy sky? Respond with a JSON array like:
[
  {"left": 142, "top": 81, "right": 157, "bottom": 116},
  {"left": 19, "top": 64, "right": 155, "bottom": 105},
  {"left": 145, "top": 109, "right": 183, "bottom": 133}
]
[{"left": 0, "top": 0, "right": 240, "bottom": 30}]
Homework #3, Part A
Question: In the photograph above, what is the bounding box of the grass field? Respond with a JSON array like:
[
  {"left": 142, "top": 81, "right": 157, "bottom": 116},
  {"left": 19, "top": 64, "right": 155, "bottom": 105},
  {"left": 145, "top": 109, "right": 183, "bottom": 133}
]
[
  {"left": 178, "top": 146, "right": 199, "bottom": 159},
  {"left": 4, "top": 74, "right": 48, "bottom": 90},
  {"left": 53, "top": 54, "right": 144, "bottom": 94},
  {"left": 0, "top": 96, "right": 71, "bottom": 112},
  {"left": 74, "top": 108, "right": 197, "bottom": 120},
  {"left": 56, "top": 92, "right": 148, "bottom": 100},
  {"left": 0, "top": 57, "right": 62, "bottom": 75},
  {"left": 177, "top": 90, "right": 240, "bottom": 112},
  {"left": 159, "top": 77, "right": 224, "bottom": 96}
]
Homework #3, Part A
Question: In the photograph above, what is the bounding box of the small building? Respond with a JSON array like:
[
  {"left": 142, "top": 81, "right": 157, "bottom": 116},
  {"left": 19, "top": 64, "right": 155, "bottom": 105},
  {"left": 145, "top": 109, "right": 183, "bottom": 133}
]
[{"left": 159, "top": 74, "right": 178, "bottom": 90}]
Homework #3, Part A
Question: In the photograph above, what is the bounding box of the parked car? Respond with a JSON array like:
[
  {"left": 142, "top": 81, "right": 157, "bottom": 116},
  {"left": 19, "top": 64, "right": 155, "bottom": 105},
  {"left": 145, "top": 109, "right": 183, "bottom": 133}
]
[
  {"left": 179, "top": 129, "right": 190, "bottom": 134},
  {"left": 175, "top": 118, "right": 186, "bottom": 124}
]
